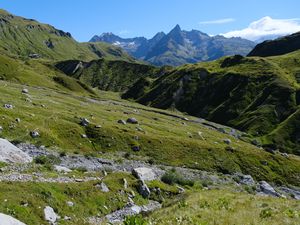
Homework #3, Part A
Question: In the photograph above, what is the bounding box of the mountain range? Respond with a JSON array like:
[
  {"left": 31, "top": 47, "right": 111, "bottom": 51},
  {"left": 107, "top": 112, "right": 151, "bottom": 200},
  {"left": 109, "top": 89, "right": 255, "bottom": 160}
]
[
  {"left": 0, "top": 8, "right": 300, "bottom": 224},
  {"left": 90, "top": 25, "right": 256, "bottom": 66}
]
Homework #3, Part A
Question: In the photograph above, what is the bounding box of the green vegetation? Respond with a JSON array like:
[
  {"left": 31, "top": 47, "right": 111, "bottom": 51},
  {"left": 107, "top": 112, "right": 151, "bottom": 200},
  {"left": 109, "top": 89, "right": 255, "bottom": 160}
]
[
  {"left": 55, "top": 58, "right": 157, "bottom": 92},
  {"left": 0, "top": 9, "right": 133, "bottom": 62},
  {"left": 148, "top": 188, "right": 300, "bottom": 225},
  {"left": 0, "top": 79, "right": 300, "bottom": 186},
  {"left": 124, "top": 51, "right": 300, "bottom": 154},
  {"left": 0, "top": 173, "right": 146, "bottom": 225}
]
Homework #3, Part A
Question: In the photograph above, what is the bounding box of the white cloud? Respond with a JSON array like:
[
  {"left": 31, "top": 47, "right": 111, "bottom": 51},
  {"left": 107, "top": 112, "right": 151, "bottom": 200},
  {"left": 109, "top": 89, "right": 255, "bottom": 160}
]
[
  {"left": 222, "top": 17, "right": 300, "bottom": 42},
  {"left": 199, "top": 18, "right": 235, "bottom": 25}
]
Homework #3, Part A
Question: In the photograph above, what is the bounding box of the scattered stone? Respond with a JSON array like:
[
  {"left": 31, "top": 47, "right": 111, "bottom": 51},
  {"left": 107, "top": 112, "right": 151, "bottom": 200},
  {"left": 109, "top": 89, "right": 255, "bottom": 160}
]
[
  {"left": 0, "top": 126, "right": 3, "bottom": 131},
  {"left": 127, "top": 118, "right": 138, "bottom": 124},
  {"left": 183, "top": 117, "right": 189, "bottom": 121},
  {"left": 131, "top": 146, "right": 140, "bottom": 152},
  {"left": 3, "top": 104, "right": 13, "bottom": 109},
  {"left": 97, "top": 182, "right": 109, "bottom": 192},
  {"left": 132, "top": 167, "right": 156, "bottom": 181},
  {"left": 44, "top": 206, "right": 58, "bottom": 224},
  {"left": 177, "top": 185, "right": 185, "bottom": 193},
  {"left": 54, "top": 165, "right": 72, "bottom": 173},
  {"left": 94, "top": 200, "right": 161, "bottom": 224},
  {"left": 80, "top": 118, "right": 90, "bottom": 127},
  {"left": 223, "top": 139, "right": 232, "bottom": 145},
  {"left": 30, "top": 131, "right": 40, "bottom": 138},
  {"left": 236, "top": 174, "right": 255, "bottom": 186},
  {"left": 16, "top": 118, "right": 21, "bottom": 123},
  {"left": 22, "top": 88, "right": 29, "bottom": 94},
  {"left": 0, "top": 138, "right": 32, "bottom": 163},
  {"left": 281, "top": 152, "right": 289, "bottom": 158},
  {"left": 137, "top": 180, "right": 150, "bottom": 198},
  {"left": 66, "top": 201, "right": 74, "bottom": 207},
  {"left": 198, "top": 131, "right": 204, "bottom": 140},
  {"left": 95, "top": 125, "right": 102, "bottom": 128},
  {"left": 64, "top": 216, "right": 71, "bottom": 221},
  {"left": 81, "top": 134, "right": 87, "bottom": 138},
  {"left": 258, "top": 181, "right": 280, "bottom": 197},
  {"left": 279, "top": 187, "right": 300, "bottom": 200},
  {"left": 118, "top": 119, "right": 126, "bottom": 125},
  {"left": 123, "top": 178, "right": 128, "bottom": 189},
  {"left": 0, "top": 213, "right": 26, "bottom": 225}
]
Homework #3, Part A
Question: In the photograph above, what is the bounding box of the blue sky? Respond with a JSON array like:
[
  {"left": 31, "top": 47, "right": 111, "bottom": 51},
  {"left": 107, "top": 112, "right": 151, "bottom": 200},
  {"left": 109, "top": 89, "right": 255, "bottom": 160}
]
[{"left": 0, "top": 0, "right": 299, "bottom": 42}]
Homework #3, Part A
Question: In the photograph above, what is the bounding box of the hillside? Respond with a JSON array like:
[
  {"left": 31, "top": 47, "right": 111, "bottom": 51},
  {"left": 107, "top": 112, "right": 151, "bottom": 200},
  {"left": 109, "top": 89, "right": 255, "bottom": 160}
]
[
  {"left": 0, "top": 9, "right": 133, "bottom": 61},
  {"left": 90, "top": 25, "right": 255, "bottom": 66},
  {"left": 123, "top": 52, "right": 300, "bottom": 154},
  {"left": 248, "top": 31, "right": 300, "bottom": 57},
  {"left": 55, "top": 59, "right": 158, "bottom": 92}
]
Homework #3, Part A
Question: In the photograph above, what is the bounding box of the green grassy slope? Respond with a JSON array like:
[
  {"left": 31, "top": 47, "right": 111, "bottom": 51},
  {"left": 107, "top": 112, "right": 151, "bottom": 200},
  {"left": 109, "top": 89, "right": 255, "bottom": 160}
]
[
  {"left": 55, "top": 59, "right": 158, "bottom": 92},
  {"left": 123, "top": 52, "right": 300, "bottom": 154},
  {"left": 149, "top": 187, "right": 300, "bottom": 225},
  {"left": 1, "top": 80, "right": 300, "bottom": 186},
  {"left": 0, "top": 9, "right": 133, "bottom": 61},
  {"left": 0, "top": 173, "right": 146, "bottom": 225}
]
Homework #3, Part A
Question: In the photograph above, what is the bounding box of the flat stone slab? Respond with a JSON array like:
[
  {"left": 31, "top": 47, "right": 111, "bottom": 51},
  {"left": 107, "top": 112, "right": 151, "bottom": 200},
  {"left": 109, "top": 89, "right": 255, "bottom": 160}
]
[
  {"left": 0, "top": 213, "right": 27, "bottom": 225},
  {"left": 0, "top": 138, "right": 32, "bottom": 164},
  {"left": 132, "top": 167, "right": 156, "bottom": 181}
]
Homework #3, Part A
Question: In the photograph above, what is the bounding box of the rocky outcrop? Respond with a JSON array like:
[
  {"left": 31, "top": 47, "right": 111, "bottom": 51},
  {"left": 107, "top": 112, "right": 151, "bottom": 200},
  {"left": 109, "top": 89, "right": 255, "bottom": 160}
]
[
  {"left": 0, "top": 139, "right": 32, "bottom": 163},
  {"left": 0, "top": 213, "right": 26, "bottom": 225},
  {"left": 257, "top": 181, "right": 281, "bottom": 197},
  {"left": 132, "top": 167, "right": 156, "bottom": 181}
]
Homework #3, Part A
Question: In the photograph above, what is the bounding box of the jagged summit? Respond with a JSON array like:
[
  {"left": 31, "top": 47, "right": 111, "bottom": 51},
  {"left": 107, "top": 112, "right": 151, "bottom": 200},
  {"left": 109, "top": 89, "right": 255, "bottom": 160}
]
[{"left": 90, "top": 25, "right": 255, "bottom": 66}]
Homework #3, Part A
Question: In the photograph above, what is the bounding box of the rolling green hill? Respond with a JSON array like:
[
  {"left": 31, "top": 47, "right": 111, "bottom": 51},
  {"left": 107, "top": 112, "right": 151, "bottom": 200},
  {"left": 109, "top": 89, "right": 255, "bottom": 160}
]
[
  {"left": 0, "top": 9, "right": 133, "bottom": 61},
  {"left": 55, "top": 59, "right": 158, "bottom": 92},
  {"left": 123, "top": 52, "right": 300, "bottom": 154}
]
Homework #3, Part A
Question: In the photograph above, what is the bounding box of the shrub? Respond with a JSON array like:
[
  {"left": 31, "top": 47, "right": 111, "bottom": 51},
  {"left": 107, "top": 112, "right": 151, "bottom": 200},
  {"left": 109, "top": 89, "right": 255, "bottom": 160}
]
[
  {"left": 59, "top": 151, "right": 66, "bottom": 157},
  {"left": 34, "top": 155, "right": 61, "bottom": 165},
  {"left": 123, "top": 215, "right": 147, "bottom": 225},
  {"left": 161, "top": 170, "right": 194, "bottom": 186}
]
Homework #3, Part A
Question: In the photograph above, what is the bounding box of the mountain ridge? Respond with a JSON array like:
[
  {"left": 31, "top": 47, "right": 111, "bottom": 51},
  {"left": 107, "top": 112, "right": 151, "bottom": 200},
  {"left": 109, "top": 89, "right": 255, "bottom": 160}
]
[{"left": 90, "top": 25, "right": 256, "bottom": 66}]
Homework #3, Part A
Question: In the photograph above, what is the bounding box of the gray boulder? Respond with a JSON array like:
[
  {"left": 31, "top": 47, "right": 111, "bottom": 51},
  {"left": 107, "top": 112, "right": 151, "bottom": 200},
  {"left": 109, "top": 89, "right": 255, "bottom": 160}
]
[
  {"left": 258, "top": 181, "right": 280, "bottom": 197},
  {"left": 0, "top": 138, "right": 32, "bottom": 163},
  {"left": 118, "top": 119, "right": 127, "bottom": 125},
  {"left": 127, "top": 118, "right": 138, "bottom": 124},
  {"left": 30, "top": 131, "right": 40, "bottom": 138},
  {"left": 3, "top": 104, "right": 13, "bottom": 109},
  {"left": 279, "top": 187, "right": 300, "bottom": 200},
  {"left": 235, "top": 174, "right": 255, "bottom": 186},
  {"left": 137, "top": 180, "right": 151, "bottom": 198},
  {"left": 22, "top": 88, "right": 29, "bottom": 94},
  {"left": 54, "top": 165, "right": 72, "bottom": 173},
  {"left": 0, "top": 213, "right": 26, "bottom": 225},
  {"left": 80, "top": 118, "right": 90, "bottom": 127},
  {"left": 132, "top": 167, "right": 156, "bottom": 181},
  {"left": 44, "top": 206, "right": 58, "bottom": 224},
  {"left": 97, "top": 182, "right": 109, "bottom": 192},
  {"left": 223, "top": 139, "right": 232, "bottom": 145}
]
